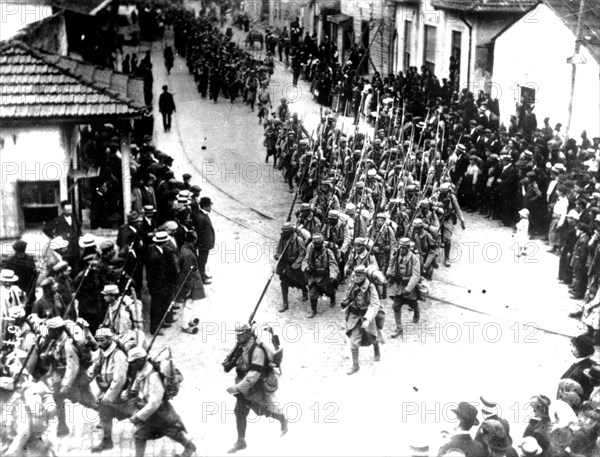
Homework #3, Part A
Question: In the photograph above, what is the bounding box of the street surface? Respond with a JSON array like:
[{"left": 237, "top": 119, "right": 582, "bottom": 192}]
[{"left": 52, "top": 4, "right": 587, "bottom": 455}]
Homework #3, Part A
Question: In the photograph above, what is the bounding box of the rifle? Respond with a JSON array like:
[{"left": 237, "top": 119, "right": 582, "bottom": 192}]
[
  {"left": 222, "top": 237, "right": 294, "bottom": 373},
  {"left": 13, "top": 334, "right": 41, "bottom": 384},
  {"left": 147, "top": 267, "right": 196, "bottom": 354},
  {"left": 62, "top": 256, "right": 98, "bottom": 320}
]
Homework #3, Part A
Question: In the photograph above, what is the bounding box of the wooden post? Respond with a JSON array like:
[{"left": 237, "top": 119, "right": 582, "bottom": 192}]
[
  {"left": 120, "top": 121, "right": 132, "bottom": 222},
  {"left": 566, "top": 0, "right": 586, "bottom": 140}
]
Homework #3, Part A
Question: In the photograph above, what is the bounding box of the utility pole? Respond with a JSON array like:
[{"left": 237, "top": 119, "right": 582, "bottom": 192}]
[{"left": 566, "top": 0, "right": 585, "bottom": 140}]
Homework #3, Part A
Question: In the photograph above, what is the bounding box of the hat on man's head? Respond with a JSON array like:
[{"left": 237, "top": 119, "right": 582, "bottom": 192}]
[
  {"left": 518, "top": 436, "right": 542, "bottom": 456},
  {"left": 353, "top": 265, "right": 367, "bottom": 275},
  {"left": 281, "top": 222, "right": 295, "bottom": 232},
  {"left": 128, "top": 211, "right": 143, "bottom": 223},
  {"left": 312, "top": 233, "right": 324, "bottom": 244},
  {"left": 182, "top": 173, "right": 192, "bottom": 180},
  {"left": 95, "top": 327, "right": 114, "bottom": 338},
  {"left": 152, "top": 231, "right": 169, "bottom": 243},
  {"left": 200, "top": 197, "right": 213, "bottom": 207},
  {"left": 101, "top": 284, "right": 119, "bottom": 296},
  {"left": 52, "top": 260, "right": 70, "bottom": 273},
  {"left": 127, "top": 347, "right": 148, "bottom": 362},
  {"left": 300, "top": 203, "right": 311, "bottom": 212},
  {"left": 41, "top": 277, "right": 56, "bottom": 289},
  {"left": 190, "top": 185, "right": 202, "bottom": 194},
  {"left": 399, "top": 237, "right": 411, "bottom": 247},
  {"left": 99, "top": 240, "right": 115, "bottom": 253},
  {"left": 46, "top": 316, "right": 65, "bottom": 329},
  {"left": 451, "top": 402, "right": 480, "bottom": 427},
  {"left": 584, "top": 364, "right": 600, "bottom": 382},
  {"left": 571, "top": 334, "right": 595, "bottom": 357},
  {"left": 79, "top": 233, "right": 97, "bottom": 249},
  {"left": 235, "top": 323, "right": 253, "bottom": 335},
  {"left": 0, "top": 269, "right": 19, "bottom": 283},
  {"left": 143, "top": 205, "right": 156, "bottom": 214}
]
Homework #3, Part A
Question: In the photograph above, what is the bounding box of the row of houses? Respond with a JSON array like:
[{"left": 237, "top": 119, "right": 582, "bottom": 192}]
[{"left": 250, "top": 0, "right": 599, "bottom": 139}]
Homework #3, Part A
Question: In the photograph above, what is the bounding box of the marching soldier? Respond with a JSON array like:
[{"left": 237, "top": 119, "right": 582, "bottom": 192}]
[
  {"left": 302, "top": 233, "right": 340, "bottom": 318},
  {"left": 345, "top": 237, "right": 378, "bottom": 277},
  {"left": 344, "top": 202, "right": 368, "bottom": 239},
  {"left": 340, "top": 265, "right": 384, "bottom": 375},
  {"left": 435, "top": 182, "right": 466, "bottom": 267},
  {"left": 1, "top": 375, "right": 57, "bottom": 456},
  {"left": 91, "top": 327, "right": 128, "bottom": 453},
  {"left": 367, "top": 213, "right": 397, "bottom": 276},
  {"left": 40, "top": 316, "right": 96, "bottom": 436},
  {"left": 387, "top": 238, "right": 421, "bottom": 338},
  {"left": 311, "top": 180, "right": 340, "bottom": 219},
  {"left": 410, "top": 219, "right": 438, "bottom": 280},
  {"left": 275, "top": 223, "right": 307, "bottom": 312},
  {"left": 100, "top": 284, "right": 143, "bottom": 350},
  {"left": 226, "top": 324, "right": 288, "bottom": 453},
  {"left": 125, "top": 347, "right": 196, "bottom": 457},
  {"left": 320, "top": 210, "right": 350, "bottom": 278},
  {"left": 296, "top": 203, "right": 322, "bottom": 237}
]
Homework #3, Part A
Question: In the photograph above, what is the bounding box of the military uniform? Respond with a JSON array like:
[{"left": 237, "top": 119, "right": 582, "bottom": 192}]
[
  {"left": 276, "top": 224, "right": 307, "bottom": 312},
  {"left": 434, "top": 184, "right": 466, "bottom": 267},
  {"left": 301, "top": 234, "right": 340, "bottom": 318},
  {"left": 92, "top": 328, "right": 128, "bottom": 452},
  {"left": 341, "top": 266, "right": 384, "bottom": 375},
  {"left": 227, "top": 325, "right": 287, "bottom": 453},
  {"left": 387, "top": 238, "right": 421, "bottom": 337}
]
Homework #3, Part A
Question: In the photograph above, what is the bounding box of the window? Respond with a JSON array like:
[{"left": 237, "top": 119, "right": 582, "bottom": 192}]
[
  {"left": 403, "top": 21, "right": 412, "bottom": 70},
  {"left": 423, "top": 24, "right": 436, "bottom": 74},
  {"left": 18, "top": 181, "right": 60, "bottom": 227},
  {"left": 450, "top": 30, "right": 462, "bottom": 87},
  {"left": 520, "top": 86, "right": 536, "bottom": 105}
]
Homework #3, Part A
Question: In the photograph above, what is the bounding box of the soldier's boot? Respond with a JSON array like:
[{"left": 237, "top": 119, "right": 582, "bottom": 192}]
[
  {"left": 390, "top": 310, "right": 403, "bottom": 338},
  {"left": 413, "top": 306, "right": 420, "bottom": 324},
  {"left": 91, "top": 421, "right": 114, "bottom": 452},
  {"left": 307, "top": 299, "right": 318, "bottom": 318},
  {"left": 347, "top": 348, "right": 360, "bottom": 375},
  {"left": 227, "top": 440, "right": 247, "bottom": 454},
  {"left": 134, "top": 440, "right": 147, "bottom": 457},
  {"left": 279, "top": 286, "right": 289, "bottom": 313},
  {"left": 444, "top": 242, "right": 451, "bottom": 267},
  {"left": 373, "top": 342, "right": 381, "bottom": 362},
  {"left": 329, "top": 294, "right": 336, "bottom": 308},
  {"left": 173, "top": 432, "right": 196, "bottom": 457},
  {"left": 302, "top": 287, "right": 308, "bottom": 301},
  {"left": 91, "top": 437, "right": 114, "bottom": 453}
]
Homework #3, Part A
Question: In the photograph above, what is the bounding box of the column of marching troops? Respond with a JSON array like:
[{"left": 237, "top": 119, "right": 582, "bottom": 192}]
[{"left": 0, "top": 8, "right": 286, "bottom": 457}]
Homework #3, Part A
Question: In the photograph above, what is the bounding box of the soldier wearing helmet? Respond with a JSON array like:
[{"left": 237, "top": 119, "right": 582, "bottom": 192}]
[
  {"left": 301, "top": 233, "right": 340, "bottom": 318},
  {"left": 434, "top": 182, "right": 466, "bottom": 267},
  {"left": 387, "top": 238, "right": 421, "bottom": 338}
]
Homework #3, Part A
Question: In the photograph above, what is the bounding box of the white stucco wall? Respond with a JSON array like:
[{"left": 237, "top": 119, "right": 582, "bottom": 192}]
[
  {"left": 0, "top": 1, "right": 53, "bottom": 41},
  {"left": 0, "top": 125, "right": 69, "bottom": 238},
  {"left": 493, "top": 3, "right": 600, "bottom": 137}
]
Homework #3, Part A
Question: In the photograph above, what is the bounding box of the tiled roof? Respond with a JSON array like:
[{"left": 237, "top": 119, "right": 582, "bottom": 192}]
[
  {"left": 544, "top": 0, "right": 600, "bottom": 64},
  {"left": 431, "top": 0, "right": 537, "bottom": 13},
  {"left": 50, "top": 0, "right": 113, "bottom": 15},
  {"left": 0, "top": 41, "right": 144, "bottom": 121}
]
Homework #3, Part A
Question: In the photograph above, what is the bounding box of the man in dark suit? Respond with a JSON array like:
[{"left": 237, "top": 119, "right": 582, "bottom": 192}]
[
  {"left": 140, "top": 174, "right": 157, "bottom": 209},
  {"left": 561, "top": 334, "right": 595, "bottom": 400},
  {"left": 497, "top": 155, "right": 520, "bottom": 226},
  {"left": 2, "top": 240, "right": 38, "bottom": 313},
  {"left": 43, "top": 200, "right": 82, "bottom": 272},
  {"left": 146, "top": 231, "right": 176, "bottom": 334},
  {"left": 192, "top": 197, "right": 215, "bottom": 284},
  {"left": 117, "top": 211, "right": 145, "bottom": 294},
  {"left": 438, "top": 402, "right": 486, "bottom": 457}
]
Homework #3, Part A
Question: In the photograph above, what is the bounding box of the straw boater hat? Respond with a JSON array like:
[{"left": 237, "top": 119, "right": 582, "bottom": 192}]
[{"left": 0, "top": 270, "right": 18, "bottom": 283}]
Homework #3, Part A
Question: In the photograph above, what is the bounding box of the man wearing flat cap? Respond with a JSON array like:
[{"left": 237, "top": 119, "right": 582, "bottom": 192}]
[{"left": 437, "top": 402, "right": 485, "bottom": 457}]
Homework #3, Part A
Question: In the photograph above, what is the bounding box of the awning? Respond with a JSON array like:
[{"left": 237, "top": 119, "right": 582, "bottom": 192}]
[{"left": 327, "top": 13, "right": 352, "bottom": 24}]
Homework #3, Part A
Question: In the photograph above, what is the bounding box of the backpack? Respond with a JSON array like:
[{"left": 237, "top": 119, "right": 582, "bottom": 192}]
[
  {"left": 249, "top": 341, "right": 283, "bottom": 393},
  {"left": 148, "top": 348, "right": 183, "bottom": 400}
]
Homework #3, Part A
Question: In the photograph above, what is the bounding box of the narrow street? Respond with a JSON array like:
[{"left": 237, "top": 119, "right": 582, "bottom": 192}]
[{"left": 54, "top": 5, "right": 586, "bottom": 456}]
